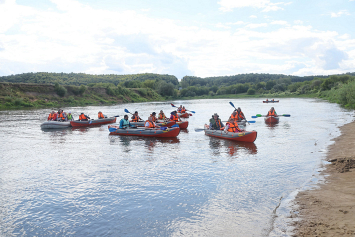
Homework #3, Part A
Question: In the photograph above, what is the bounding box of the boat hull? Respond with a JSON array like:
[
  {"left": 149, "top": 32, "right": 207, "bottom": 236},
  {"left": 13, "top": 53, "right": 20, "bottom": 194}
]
[
  {"left": 108, "top": 125, "right": 180, "bottom": 138},
  {"left": 204, "top": 125, "right": 257, "bottom": 142},
  {"left": 264, "top": 116, "right": 279, "bottom": 123},
  {"left": 176, "top": 121, "right": 188, "bottom": 129},
  {"left": 177, "top": 112, "right": 190, "bottom": 118},
  {"left": 40, "top": 121, "right": 71, "bottom": 129},
  {"left": 130, "top": 121, "right": 176, "bottom": 127},
  {"left": 70, "top": 117, "right": 117, "bottom": 127}
]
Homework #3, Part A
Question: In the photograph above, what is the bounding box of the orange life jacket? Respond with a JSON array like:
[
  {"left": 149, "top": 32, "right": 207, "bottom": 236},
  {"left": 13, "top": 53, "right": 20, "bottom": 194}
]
[
  {"left": 132, "top": 115, "right": 139, "bottom": 122},
  {"left": 181, "top": 108, "right": 186, "bottom": 113},
  {"left": 238, "top": 111, "right": 245, "bottom": 120},
  {"left": 98, "top": 112, "right": 104, "bottom": 119},
  {"left": 226, "top": 122, "right": 241, "bottom": 132},
  {"left": 145, "top": 120, "right": 155, "bottom": 128},
  {"left": 58, "top": 112, "right": 64, "bottom": 120},
  {"left": 158, "top": 113, "right": 166, "bottom": 120},
  {"left": 267, "top": 110, "right": 276, "bottom": 116},
  {"left": 79, "top": 114, "right": 87, "bottom": 120},
  {"left": 230, "top": 113, "right": 238, "bottom": 121},
  {"left": 171, "top": 114, "right": 179, "bottom": 122},
  {"left": 48, "top": 113, "right": 54, "bottom": 120},
  {"left": 152, "top": 116, "right": 157, "bottom": 122}
]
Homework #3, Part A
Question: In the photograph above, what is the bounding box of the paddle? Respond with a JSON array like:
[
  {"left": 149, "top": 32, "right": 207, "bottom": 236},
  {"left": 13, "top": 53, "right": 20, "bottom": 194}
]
[
  {"left": 170, "top": 103, "right": 195, "bottom": 114},
  {"left": 229, "top": 101, "right": 250, "bottom": 124},
  {"left": 255, "top": 114, "right": 291, "bottom": 117},
  {"left": 124, "top": 109, "right": 143, "bottom": 121},
  {"left": 222, "top": 120, "right": 256, "bottom": 123},
  {"left": 194, "top": 128, "right": 207, "bottom": 132}
]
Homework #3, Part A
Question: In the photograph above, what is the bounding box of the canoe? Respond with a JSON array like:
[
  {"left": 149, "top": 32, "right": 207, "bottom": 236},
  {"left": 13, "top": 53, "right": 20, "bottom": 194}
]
[
  {"left": 40, "top": 121, "right": 71, "bottom": 129},
  {"left": 177, "top": 112, "right": 190, "bottom": 118},
  {"left": 263, "top": 100, "right": 279, "bottom": 103},
  {"left": 264, "top": 116, "right": 279, "bottom": 123},
  {"left": 70, "top": 117, "right": 117, "bottom": 127},
  {"left": 130, "top": 120, "right": 176, "bottom": 127},
  {"left": 204, "top": 125, "right": 257, "bottom": 143},
  {"left": 108, "top": 125, "right": 180, "bottom": 138},
  {"left": 176, "top": 120, "right": 188, "bottom": 129}
]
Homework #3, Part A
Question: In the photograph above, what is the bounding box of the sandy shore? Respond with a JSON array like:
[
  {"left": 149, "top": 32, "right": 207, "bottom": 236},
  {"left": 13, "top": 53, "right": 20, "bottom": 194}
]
[{"left": 291, "top": 121, "right": 355, "bottom": 236}]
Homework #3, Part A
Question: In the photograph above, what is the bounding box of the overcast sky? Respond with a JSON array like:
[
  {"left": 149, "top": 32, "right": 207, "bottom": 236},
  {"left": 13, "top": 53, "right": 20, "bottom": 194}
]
[{"left": 0, "top": 0, "right": 354, "bottom": 79}]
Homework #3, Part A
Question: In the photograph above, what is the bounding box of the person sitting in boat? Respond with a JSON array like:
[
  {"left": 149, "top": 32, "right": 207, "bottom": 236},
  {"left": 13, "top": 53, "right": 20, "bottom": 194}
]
[
  {"left": 224, "top": 118, "right": 243, "bottom": 133},
  {"left": 47, "top": 111, "right": 56, "bottom": 121},
  {"left": 151, "top": 112, "right": 158, "bottom": 122},
  {"left": 62, "top": 112, "right": 68, "bottom": 121},
  {"left": 145, "top": 116, "right": 160, "bottom": 129},
  {"left": 181, "top": 106, "right": 186, "bottom": 113},
  {"left": 209, "top": 113, "right": 224, "bottom": 130},
  {"left": 57, "top": 109, "right": 65, "bottom": 121},
  {"left": 158, "top": 110, "right": 166, "bottom": 120},
  {"left": 236, "top": 107, "right": 245, "bottom": 121},
  {"left": 98, "top": 111, "right": 105, "bottom": 119},
  {"left": 131, "top": 111, "right": 142, "bottom": 122},
  {"left": 177, "top": 105, "right": 182, "bottom": 113},
  {"left": 267, "top": 107, "right": 278, "bottom": 117},
  {"left": 229, "top": 110, "right": 239, "bottom": 122},
  {"left": 271, "top": 99, "right": 274, "bottom": 102},
  {"left": 119, "top": 115, "right": 136, "bottom": 129},
  {"left": 67, "top": 111, "right": 73, "bottom": 121},
  {"left": 170, "top": 111, "right": 180, "bottom": 122},
  {"left": 266, "top": 99, "right": 269, "bottom": 102},
  {"left": 79, "top": 113, "right": 90, "bottom": 121}
]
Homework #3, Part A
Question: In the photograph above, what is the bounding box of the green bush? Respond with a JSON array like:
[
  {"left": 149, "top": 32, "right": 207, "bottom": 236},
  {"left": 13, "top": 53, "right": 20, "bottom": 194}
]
[{"left": 247, "top": 88, "right": 256, "bottom": 95}]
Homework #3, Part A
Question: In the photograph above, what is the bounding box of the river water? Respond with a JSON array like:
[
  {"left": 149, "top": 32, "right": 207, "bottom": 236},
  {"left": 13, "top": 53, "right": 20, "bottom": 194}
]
[{"left": 0, "top": 98, "right": 353, "bottom": 236}]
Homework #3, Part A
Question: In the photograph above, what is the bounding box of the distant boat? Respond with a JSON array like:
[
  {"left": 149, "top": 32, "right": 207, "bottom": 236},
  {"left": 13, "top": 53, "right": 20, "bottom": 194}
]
[{"left": 263, "top": 100, "right": 279, "bottom": 103}]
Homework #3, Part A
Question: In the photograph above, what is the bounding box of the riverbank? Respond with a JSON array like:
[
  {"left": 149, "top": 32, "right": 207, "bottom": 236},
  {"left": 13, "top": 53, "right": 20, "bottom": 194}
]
[{"left": 291, "top": 121, "right": 355, "bottom": 236}]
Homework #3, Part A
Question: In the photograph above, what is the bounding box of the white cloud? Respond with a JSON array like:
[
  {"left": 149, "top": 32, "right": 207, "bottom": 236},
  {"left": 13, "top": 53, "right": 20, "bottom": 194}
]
[
  {"left": 250, "top": 15, "right": 258, "bottom": 18},
  {"left": 271, "top": 20, "right": 288, "bottom": 25},
  {"left": 330, "top": 10, "right": 350, "bottom": 17},
  {"left": 246, "top": 23, "right": 268, "bottom": 28},
  {"left": 218, "top": 0, "right": 288, "bottom": 12}
]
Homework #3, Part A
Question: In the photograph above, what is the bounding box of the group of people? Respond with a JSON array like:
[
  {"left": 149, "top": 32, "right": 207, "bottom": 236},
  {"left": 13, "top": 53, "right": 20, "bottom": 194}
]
[
  {"left": 209, "top": 107, "right": 246, "bottom": 133},
  {"left": 177, "top": 105, "right": 186, "bottom": 113},
  {"left": 47, "top": 109, "right": 73, "bottom": 121},
  {"left": 118, "top": 110, "right": 182, "bottom": 129},
  {"left": 48, "top": 110, "right": 108, "bottom": 121}
]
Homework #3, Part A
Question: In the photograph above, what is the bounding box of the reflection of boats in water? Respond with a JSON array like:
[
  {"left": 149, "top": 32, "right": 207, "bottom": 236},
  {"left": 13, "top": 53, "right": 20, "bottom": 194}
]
[
  {"left": 265, "top": 123, "right": 279, "bottom": 129},
  {"left": 109, "top": 135, "right": 180, "bottom": 146},
  {"left": 208, "top": 136, "right": 258, "bottom": 156}
]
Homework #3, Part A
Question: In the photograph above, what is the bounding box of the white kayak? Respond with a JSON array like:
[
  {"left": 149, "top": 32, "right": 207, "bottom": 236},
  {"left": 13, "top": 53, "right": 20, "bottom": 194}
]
[{"left": 40, "top": 121, "right": 71, "bottom": 129}]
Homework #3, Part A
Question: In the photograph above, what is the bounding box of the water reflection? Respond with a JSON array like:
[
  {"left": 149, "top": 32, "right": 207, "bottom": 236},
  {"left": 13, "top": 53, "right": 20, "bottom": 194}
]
[
  {"left": 265, "top": 123, "right": 279, "bottom": 129},
  {"left": 109, "top": 135, "right": 180, "bottom": 147},
  {"left": 208, "top": 137, "right": 258, "bottom": 157},
  {"left": 180, "top": 129, "right": 189, "bottom": 133}
]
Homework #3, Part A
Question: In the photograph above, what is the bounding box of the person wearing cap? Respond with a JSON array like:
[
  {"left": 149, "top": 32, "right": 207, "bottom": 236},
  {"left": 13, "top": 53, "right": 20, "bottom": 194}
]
[
  {"left": 170, "top": 111, "right": 180, "bottom": 122},
  {"left": 158, "top": 110, "right": 166, "bottom": 120},
  {"left": 119, "top": 115, "right": 136, "bottom": 129},
  {"left": 145, "top": 116, "right": 160, "bottom": 129},
  {"left": 131, "top": 111, "right": 141, "bottom": 122},
  {"left": 67, "top": 111, "right": 73, "bottom": 121},
  {"left": 79, "top": 113, "right": 90, "bottom": 121},
  {"left": 98, "top": 111, "right": 105, "bottom": 119},
  {"left": 209, "top": 113, "right": 224, "bottom": 130}
]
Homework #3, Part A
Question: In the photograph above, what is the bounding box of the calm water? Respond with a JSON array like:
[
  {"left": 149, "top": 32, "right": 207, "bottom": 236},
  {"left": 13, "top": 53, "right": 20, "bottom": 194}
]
[{"left": 0, "top": 98, "right": 353, "bottom": 236}]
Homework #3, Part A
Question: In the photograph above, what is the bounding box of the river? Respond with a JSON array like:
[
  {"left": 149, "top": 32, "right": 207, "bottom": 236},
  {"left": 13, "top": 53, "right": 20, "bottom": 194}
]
[{"left": 0, "top": 98, "right": 353, "bottom": 236}]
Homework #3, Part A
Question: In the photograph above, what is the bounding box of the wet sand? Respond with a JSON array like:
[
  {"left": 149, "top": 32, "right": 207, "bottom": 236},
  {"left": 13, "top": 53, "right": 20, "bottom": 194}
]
[{"left": 291, "top": 121, "right": 355, "bottom": 236}]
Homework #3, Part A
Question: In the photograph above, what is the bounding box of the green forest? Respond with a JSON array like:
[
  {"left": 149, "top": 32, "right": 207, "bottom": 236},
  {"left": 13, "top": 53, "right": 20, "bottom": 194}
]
[{"left": 1, "top": 71, "right": 355, "bottom": 110}]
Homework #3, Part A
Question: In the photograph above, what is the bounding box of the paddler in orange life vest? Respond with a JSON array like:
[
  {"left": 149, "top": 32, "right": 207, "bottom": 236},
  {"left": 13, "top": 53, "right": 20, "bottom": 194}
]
[
  {"left": 236, "top": 107, "right": 245, "bottom": 122},
  {"left": 131, "top": 111, "right": 142, "bottom": 122},
  {"left": 177, "top": 105, "right": 182, "bottom": 113},
  {"left": 224, "top": 117, "right": 243, "bottom": 133},
  {"left": 181, "top": 106, "right": 186, "bottom": 113},
  {"left": 158, "top": 110, "right": 166, "bottom": 120},
  {"left": 150, "top": 112, "right": 158, "bottom": 122},
  {"left": 47, "top": 111, "right": 56, "bottom": 121},
  {"left": 98, "top": 111, "right": 105, "bottom": 119},
  {"left": 145, "top": 115, "right": 160, "bottom": 129},
  {"left": 229, "top": 110, "right": 239, "bottom": 122},
  {"left": 170, "top": 111, "right": 180, "bottom": 122},
  {"left": 79, "top": 113, "right": 90, "bottom": 121},
  {"left": 57, "top": 109, "right": 65, "bottom": 121},
  {"left": 209, "top": 113, "right": 224, "bottom": 130},
  {"left": 267, "top": 107, "right": 277, "bottom": 117}
]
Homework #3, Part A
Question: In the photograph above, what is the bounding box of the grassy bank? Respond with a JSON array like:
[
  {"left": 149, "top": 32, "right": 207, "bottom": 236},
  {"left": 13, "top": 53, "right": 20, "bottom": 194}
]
[{"left": 0, "top": 82, "right": 163, "bottom": 110}]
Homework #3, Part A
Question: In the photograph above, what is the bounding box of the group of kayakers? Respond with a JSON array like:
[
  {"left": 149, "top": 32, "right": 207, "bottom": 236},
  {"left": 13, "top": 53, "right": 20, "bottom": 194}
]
[
  {"left": 209, "top": 107, "right": 246, "bottom": 133},
  {"left": 176, "top": 105, "right": 186, "bottom": 113},
  {"left": 47, "top": 110, "right": 107, "bottom": 121}
]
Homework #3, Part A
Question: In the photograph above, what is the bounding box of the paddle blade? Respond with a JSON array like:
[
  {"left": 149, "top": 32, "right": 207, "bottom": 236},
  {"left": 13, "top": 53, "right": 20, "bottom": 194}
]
[
  {"left": 114, "top": 115, "right": 120, "bottom": 117},
  {"left": 251, "top": 116, "right": 258, "bottom": 118},
  {"left": 189, "top": 113, "right": 193, "bottom": 116},
  {"left": 247, "top": 121, "right": 256, "bottom": 123},
  {"left": 189, "top": 111, "right": 195, "bottom": 113},
  {"left": 194, "top": 128, "right": 205, "bottom": 132},
  {"left": 171, "top": 103, "right": 176, "bottom": 107},
  {"left": 229, "top": 101, "right": 236, "bottom": 108},
  {"left": 282, "top": 114, "right": 291, "bottom": 117},
  {"left": 124, "top": 109, "right": 129, "bottom": 113},
  {"left": 256, "top": 114, "right": 262, "bottom": 117}
]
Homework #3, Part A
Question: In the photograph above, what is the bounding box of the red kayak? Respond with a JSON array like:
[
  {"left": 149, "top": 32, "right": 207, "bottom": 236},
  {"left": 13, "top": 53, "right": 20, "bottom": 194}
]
[
  {"left": 264, "top": 116, "right": 279, "bottom": 123},
  {"left": 176, "top": 121, "right": 188, "bottom": 129},
  {"left": 177, "top": 112, "right": 190, "bottom": 118},
  {"left": 70, "top": 117, "right": 117, "bottom": 127},
  {"left": 204, "top": 125, "right": 257, "bottom": 142}
]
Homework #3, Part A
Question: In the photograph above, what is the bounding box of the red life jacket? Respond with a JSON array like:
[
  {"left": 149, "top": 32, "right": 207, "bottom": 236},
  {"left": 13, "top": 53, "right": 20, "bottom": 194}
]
[
  {"left": 98, "top": 112, "right": 104, "bottom": 119},
  {"left": 79, "top": 114, "right": 87, "bottom": 120},
  {"left": 48, "top": 113, "right": 54, "bottom": 120}
]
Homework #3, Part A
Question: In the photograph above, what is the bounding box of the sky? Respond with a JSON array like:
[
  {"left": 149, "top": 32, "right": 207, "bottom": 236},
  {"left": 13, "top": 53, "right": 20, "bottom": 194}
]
[{"left": 0, "top": 0, "right": 354, "bottom": 79}]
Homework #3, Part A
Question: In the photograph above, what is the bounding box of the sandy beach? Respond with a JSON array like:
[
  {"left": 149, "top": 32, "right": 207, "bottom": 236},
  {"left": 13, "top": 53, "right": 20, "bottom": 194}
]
[{"left": 291, "top": 121, "right": 355, "bottom": 236}]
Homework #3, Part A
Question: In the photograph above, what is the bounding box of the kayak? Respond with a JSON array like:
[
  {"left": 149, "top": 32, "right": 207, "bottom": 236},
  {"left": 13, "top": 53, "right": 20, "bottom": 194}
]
[
  {"left": 70, "top": 117, "right": 117, "bottom": 127},
  {"left": 177, "top": 112, "right": 190, "bottom": 118},
  {"left": 264, "top": 116, "right": 279, "bottom": 123},
  {"left": 130, "top": 120, "right": 176, "bottom": 127},
  {"left": 204, "top": 124, "right": 257, "bottom": 142},
  {"left": 108, "top": 125, "right": 180, "bottom": 138},
  {"left": 176, "top": 120, "right": 188, "bottom": 129},
  {"left": 263, "top": 100, "right": 279, "bottom": 103},
  {"left": 40, "top": 121, "right": 71, "bottom": 129}
]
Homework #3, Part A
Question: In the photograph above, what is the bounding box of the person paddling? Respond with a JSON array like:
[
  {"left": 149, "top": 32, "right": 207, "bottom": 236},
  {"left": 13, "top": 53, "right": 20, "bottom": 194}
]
[
  {"left": 131, "top": 111, "right": 142, "bottom": 122},
  {"left": 229, "top": 110, "right": 239, "bottom": 122},
  {"left": 209, "top": 113, "right": 224, "bottom": 130},
  {"left": 267, "top": 107, "right": 278, "bottom": 117},
  {"left": 79, "top": 113, "right": 90, "bottom": 121},
  {"left": 181, "top": 106, "right": 186, "bottom": 113},
  {"left": 119, "top": 115, "right": 136, "bottom": 129},
  {"left": 236, "top": 107, "right": 245, "bottom": 122}
]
